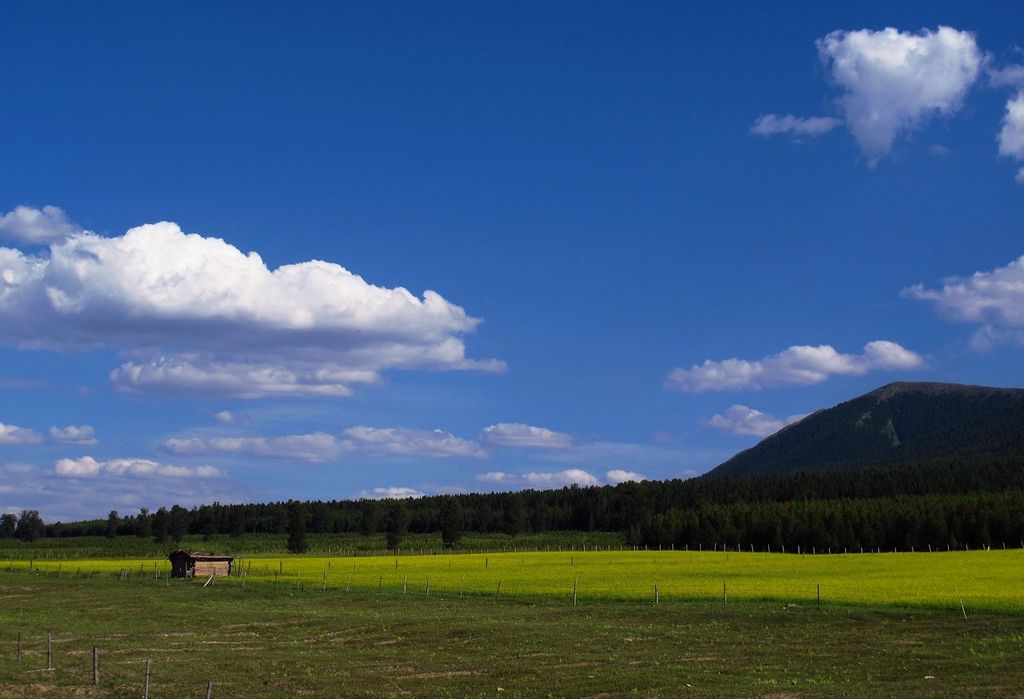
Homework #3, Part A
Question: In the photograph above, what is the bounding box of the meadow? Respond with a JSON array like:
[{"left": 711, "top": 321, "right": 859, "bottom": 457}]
[
  {"left": 2, "top": 567, "right": 1024, "bottom": 697},
  {"left": 9, "top": 548, "right": 1024, "bottom": 614}
]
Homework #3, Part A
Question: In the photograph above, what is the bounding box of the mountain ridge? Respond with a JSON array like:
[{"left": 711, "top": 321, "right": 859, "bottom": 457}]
[{"left": 706, "top": 381, "right": 1024, "bottom": 479}]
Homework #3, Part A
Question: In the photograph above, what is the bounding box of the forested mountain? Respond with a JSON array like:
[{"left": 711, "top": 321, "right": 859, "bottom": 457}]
[{"left": 708, "top": 382, "right": 1024, "bottom": 479}]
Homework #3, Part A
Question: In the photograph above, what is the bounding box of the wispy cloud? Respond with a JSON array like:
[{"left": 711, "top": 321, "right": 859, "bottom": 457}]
[
  {"left": 480, "top": 423, "right": 573, "bottom": 449},
  {"left": 357, "top": 486, "right": 426, "bottom": 499},
  {"left": 704, "top": 405, "right": 806, "bottom": 438},
  {"left": 750, "top": 114, "right": 841, "bottom": 138},
  {"left": 162, "top": 433, "right": 347, "bottom": 463},
  {"left": 342, "top": 427, "right": 487, "bottom": 459},
  {"left": 0, "top": 423, "right": 43, "bottom": 445},
  {"left": 48, "top": 425, "right": 98, "bottom": 446},
  {"left": 476, "top": 469, "right": 600, "bottom": 489}
]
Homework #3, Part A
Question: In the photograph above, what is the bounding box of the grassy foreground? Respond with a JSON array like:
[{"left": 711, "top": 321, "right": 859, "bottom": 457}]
[
  {"left": 11, "top": 548, "right": 1024, "bottom": 614},
  {"left": 1, "top": 573, "right": 1024, "bottom": 698}
]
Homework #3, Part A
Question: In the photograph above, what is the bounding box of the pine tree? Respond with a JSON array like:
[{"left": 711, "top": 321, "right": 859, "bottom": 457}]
[
  {"left": 286, "top": 501, "right": 308, "bottom": 554},
  {"left": 439, "top": 497, "right": 462, "bottom": 549},
  {"left": 385, "top": 501, "right": 411, "bottom": 551}
]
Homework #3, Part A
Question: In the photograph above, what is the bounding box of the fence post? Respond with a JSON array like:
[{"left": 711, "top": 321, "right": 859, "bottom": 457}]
[
  {"left": 654, "top": 583, "right": 659, "bottom": 605},
  {"left": 425, "top": 577, "right": 430, "bottom": 596},
  {"left": 723, "top": 582, "right": 727, "bottom": 604},
  {"left": 16, "top": 631, "right": 20, "bottom": 662},
  {"left": 206, "top": 680, "right": 213, "bottom": 698},
  {"left": 93, "top": 646, "right": 99, "bottom": 685},
  {"left": 46, "top": 632, "right": 52, "bottom": 670},
  {"left": 816, "top": 584, "right": 821, "bottom": 611},
  {"left": 144, "top": 658, "right": 151, "bottom": 698},
  {"left": 572, "top": 577, "right": 578, "bottom": 607}
]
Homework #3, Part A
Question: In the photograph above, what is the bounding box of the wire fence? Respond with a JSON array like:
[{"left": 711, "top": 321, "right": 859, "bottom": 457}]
[{"left": 0, "top": 629, "right": 221, "bottom": 697}]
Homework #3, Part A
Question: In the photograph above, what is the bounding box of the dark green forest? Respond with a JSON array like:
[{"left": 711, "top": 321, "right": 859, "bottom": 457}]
[
  {"left": 7, "top": 457, "right": 1024, "bottom": 552},
  {"left": 712, "top": 382, "right": 1024, "bottom": 478}
]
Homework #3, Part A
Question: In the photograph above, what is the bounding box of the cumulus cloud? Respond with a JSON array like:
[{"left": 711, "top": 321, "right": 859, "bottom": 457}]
[
  {"left": 480, "top": 423, "right": 573, "bottom": 449},
  {"left": 524, "top": 469, "right": 600, "bottom": 487},
  {"left": 997, "top": 92, "right": 1024, "bottom": 183},
  {"left": 903, "top": 256, "right": 1024, "bottom": 350},
  {"left": 704, "top": 405, "right": 806, "bottom": 438},
  {"left": 342, "top": 427, "right": 487, "bottom": 459},
  {"left": 359, "top": 486, "right": 426, "bottom": 499},
  {"left": 0, "top": 423, "right": 43, "bottom": 445},
  {"left": 0, "top": 205, "right": 84, "bottom": 245},
  {"left": 817, "top": 26, "right": 983, "bottom": 164},
  {"left": 214, "top": 410, "right": 239, "bottom": 424},
  {"left": 665, "top": 341, "right": 923, "bottom": 392},
  {"left": 0, "top": 220, "right": 502, "bottom": 398},
  {"left": 476, "top": 469, "right": 600, "bottom": 488},
  {"left": 54, "top": 456, "right": 223, "bottom": 479},
  {"left": 605, "top": 469, "right": 646, "bottom": 484},
  {"left": 750, "top": 114, "right": 842, "bottom": 138}
]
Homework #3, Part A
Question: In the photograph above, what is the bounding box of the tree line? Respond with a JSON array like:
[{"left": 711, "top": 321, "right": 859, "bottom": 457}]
[{"left": 4, "top": 457, "right": 1024, "bottom": 551}]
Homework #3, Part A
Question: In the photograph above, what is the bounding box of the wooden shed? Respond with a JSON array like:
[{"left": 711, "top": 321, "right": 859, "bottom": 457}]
[{"left": 168, "top": 549, "right": 234, "bottom": 578}]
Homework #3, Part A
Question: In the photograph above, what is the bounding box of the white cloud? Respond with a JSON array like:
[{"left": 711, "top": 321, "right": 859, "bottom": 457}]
[
  {"left": 523, "top": 469, "right": 600, "bottom": 488},
  {"left": 666, "top": 341, "right": 923, "bottom": 392},
  {"left": 360, "top": 486, "right": 425, "bottom": 499},
  {"left": 0, "top": 423, "right": 43, "bottom": 445},
  {"left": 704, "top": 405, "right": 806, "bottom": 438},
  {"left": 54, "top": 456, "right": 223, "bottom": 479},
  {"left": 476, "top": 471, "right": 512, "bottom": 483},
  {"left": 817, "top": 26, "right": 983, "bottom": 164},
  {"left": 476, "top": 469, "right": 599, "bottom": 488},
  {"left": 0, "top": 220, "right": 502, "bottom": 398},
  {"left": 606, "top": 469, "right": 646, "bottom": 484},
  {"left": 989, "top": 64, "right": 1024, "bottom": 89},
  {"left": 214, "top": 410, "right": 237, "bottom": 424},
  {"left": 0, "top": 205, "right": 84, "bottom": 245},
  {"left": 48, "top": 425, "right": 98, "bottom": 445},
  {"left": 480, "top": 423, "right": 573, "bottom": 449},
  {"left": 998, "top": 92, "right": 1024, "bottom": 183},
  {"left": 162, "top": 433, "right": 347, "bottom": 463},
  {"left": 750, "top": 114, "right": 842, "bottom": 138},
  {"left": 343, "top": 427, "right": 487, "bottom": 459},
  {"left": 162, "top": 425, "right": 488, "bottom": 462},
  {"left": 904, "top": 256, "right": 1024, "bottom": 350}
]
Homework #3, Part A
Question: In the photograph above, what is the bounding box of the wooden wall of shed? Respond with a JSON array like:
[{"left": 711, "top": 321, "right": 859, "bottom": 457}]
[{"left": 194, "top": 560, "right": 231, "bottom": 577}]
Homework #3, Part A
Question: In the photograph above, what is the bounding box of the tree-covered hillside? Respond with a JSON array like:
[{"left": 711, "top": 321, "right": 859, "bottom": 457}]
[{"left": 709, "top": 382, "right": 1024, "bottom": 478}]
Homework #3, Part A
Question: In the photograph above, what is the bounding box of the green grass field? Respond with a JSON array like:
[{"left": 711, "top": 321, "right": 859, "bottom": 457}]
[
  {"left": 2, "top": 549, "right": 1023, "bottom": 696},
  {"left": 11, "top": 548, "right": 1024, "bottom": 614},
  {"left": 1, "top": 569, "right": 1023, "bottom": 697}
]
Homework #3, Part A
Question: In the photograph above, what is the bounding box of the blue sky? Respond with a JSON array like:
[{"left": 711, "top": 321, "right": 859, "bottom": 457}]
[{"left": 2, "top": 2, "right": 1024, "bottom": 520}]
